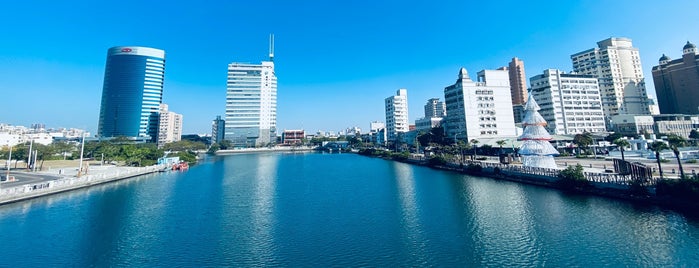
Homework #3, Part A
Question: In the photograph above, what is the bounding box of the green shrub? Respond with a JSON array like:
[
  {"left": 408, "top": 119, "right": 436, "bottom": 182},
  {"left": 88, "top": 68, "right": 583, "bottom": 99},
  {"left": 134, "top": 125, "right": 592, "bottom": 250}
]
[
  {"left": 656, "top": 178, "right": 699, "bottom": 202},
  {"left": 393, "top": 151, "right": 410, "bottom": 161},
  {"left": 466, "top": 163, "right": 482, "bottom": 174},
  {"left": 557, "top": 164, "right": 589, "bottom": 189},
  {"left": 427, "top": 156, "right": 447, "bottom": 167},
  {"left": 175, "top": 151, "right": 197, "bottom": 164},
  {"left": 685, "top": 159, "right": 697, "bottom": 164}
]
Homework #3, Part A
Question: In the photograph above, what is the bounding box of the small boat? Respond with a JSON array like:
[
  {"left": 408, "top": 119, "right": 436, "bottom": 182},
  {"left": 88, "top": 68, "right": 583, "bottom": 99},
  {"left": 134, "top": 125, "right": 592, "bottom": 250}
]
[{"left": 172, "top": 162, "right": 189, "bottom": 171}]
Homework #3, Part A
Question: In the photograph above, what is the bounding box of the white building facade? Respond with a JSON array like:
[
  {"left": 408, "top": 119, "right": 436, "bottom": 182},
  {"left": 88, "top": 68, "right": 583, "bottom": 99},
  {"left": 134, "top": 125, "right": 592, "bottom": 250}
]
[
  {"left": 415, "top": 98, "right": 445, "bottom": 132},
  {"left": 225, "top": 60, "right": 277, "bottom": 147},
  {"left": 571, "top": 37, "right": 650, "bottom": 125},
  {"left": 443, "top": 68, "right": 516, "bottom": 141},
  {"left": 529, "top": 69, "right": 606, "bottom": 134},
  {"left": 384, "top": 89, "right": 409, "bottom": 142},
  {"left": 157, "top": 104, "right": 183, "bottom": 148},
  {"left": 369, "top": 121, "right": 385, "bottom": 133},
  {"left": 424, "top": 98, "right": 446, "bottom": 118},
  {"left": 415, "top": 117, "right": 443, "bottom": 132}
]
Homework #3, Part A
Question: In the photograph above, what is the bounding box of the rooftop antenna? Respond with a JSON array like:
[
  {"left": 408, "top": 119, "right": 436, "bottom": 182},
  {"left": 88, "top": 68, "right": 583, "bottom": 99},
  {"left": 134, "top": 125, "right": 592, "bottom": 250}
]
[{"left": 269, "top": 34, "right": 274, "bottom": 62}]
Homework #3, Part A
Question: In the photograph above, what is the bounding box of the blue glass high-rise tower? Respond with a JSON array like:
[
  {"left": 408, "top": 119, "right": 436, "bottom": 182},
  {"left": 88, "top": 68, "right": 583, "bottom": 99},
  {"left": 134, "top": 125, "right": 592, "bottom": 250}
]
[{"left": 98, "top": 46, "right": 166, "bottom": 142}]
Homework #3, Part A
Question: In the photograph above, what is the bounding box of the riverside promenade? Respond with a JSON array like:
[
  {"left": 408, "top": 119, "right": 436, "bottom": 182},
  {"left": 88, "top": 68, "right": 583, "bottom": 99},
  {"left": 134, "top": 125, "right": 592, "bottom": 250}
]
[{"left": 0, "top": 164, "right": 166, "bottom": 206}]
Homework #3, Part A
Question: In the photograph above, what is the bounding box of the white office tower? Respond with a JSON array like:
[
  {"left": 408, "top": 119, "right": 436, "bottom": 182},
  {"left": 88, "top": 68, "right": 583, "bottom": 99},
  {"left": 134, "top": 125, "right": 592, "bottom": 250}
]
[
  {"left": 443, "top": 68, "right": 516, "bottom": 140},
  {"left": 571, "top": 37, "right": 650, "bottom": 126},
  {"left": 519, "top": 94, "right": 559, "bottom": 169},
  {"left": 385, "top": 89, "right": 409, "bottom": 141},
  {"left": 225, "top": 36, "right": 277, "bottom": 147},
  {"left": 529, "top": 69, "right": 606, "bottom": 134}
]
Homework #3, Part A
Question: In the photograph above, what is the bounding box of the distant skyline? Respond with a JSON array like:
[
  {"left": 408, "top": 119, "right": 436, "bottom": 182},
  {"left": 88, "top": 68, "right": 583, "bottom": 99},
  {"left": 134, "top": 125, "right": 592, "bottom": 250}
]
[{"left": 1, "top": 0, "right": 698, "bottom": 135}]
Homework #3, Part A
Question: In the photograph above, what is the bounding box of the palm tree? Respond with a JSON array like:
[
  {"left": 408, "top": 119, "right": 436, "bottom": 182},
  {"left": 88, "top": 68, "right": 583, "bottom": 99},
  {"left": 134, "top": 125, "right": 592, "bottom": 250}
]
[
  {"left": 573, "top": 132, "right": 593, "bottom": 155},
  {"left": 612, "top": 138, "right": 630, "bottom": 161},
  {"left": 650, "top": 141, "right": 669, "bottom": 179},
  {"left": 667, "top": 134, "right": 687, "bottom": 179},
  {"left": 496, "top": 140, "right": 507, "bottom": 155},
  {"left": 456, "top": 140, "right": 471, "bottom": 165},
  {"left": 470, "top": 139, "right": 480, "bottom": 160}
]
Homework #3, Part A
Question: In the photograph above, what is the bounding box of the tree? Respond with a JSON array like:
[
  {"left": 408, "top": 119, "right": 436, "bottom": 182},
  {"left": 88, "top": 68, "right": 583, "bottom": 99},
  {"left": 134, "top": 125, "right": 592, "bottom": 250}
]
[
  {"left": 218, "top": 139, "right": 233, "bottom": 150},
  {"left": 612, "top": 138, "right": 630, "bottom": 162},
  {"left": 470, "top": 139, "right": 480, "bottom": 160},
  {"left": 33, "top": 143, "right": 54, "bottom": 170},
  {"left": 162, "top": 140, "right": 206, "bottom": 152},
  {"left": 689, "top": 129, "right": 699, "bottom": 146},
  {"left": 417, "top": 126, "right": 447, "bottom": 147},
  {"left": 604, "top": 132, "right": 624, "bottom": 143},
  {"left": 50, "top": 141, "right": 76, "bottom": 160},
  {"left": 667, "top": 134, "right": 687, "bottom": 179},
  {"left": 573, "top": 132, "right": 594, "bottom": 155},
  {"left": 650, "top": 141, "right": 669, "bottom": 179},
  {"left": 11, "top": 144, "right": 28, "bottom": 169},
  {"left": 496, "top": 140, "right": 507, "bottom": 155},
  {"left": 456, "top": 140, "right": 471, "bottom": 165}
]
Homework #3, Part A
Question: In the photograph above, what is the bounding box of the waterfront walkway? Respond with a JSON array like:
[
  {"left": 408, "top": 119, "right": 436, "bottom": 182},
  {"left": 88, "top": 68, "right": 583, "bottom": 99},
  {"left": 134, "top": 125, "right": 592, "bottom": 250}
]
[{"left": 0, "top": 164, "right": 165, "bottom": 206}]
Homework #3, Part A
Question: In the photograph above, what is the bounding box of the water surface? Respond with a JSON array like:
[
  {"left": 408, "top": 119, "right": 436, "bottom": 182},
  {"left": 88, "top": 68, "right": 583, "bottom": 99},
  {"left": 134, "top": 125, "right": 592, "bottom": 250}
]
[{"left": 0, "top": 152, "right": 698, "bottom": 266}]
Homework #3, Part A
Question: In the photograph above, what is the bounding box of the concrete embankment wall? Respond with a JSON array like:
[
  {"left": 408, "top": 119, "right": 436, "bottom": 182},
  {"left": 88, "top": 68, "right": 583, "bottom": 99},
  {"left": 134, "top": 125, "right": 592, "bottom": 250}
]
[{"left": 0, "top": 165, "right": 165, "bottom": 206}]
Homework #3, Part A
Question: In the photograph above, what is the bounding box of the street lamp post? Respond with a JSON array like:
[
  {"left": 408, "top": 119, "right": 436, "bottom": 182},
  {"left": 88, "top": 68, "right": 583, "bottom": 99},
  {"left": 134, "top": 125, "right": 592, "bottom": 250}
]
[
  {"left": 78, "top": 133, "right": 86, "bottom": 177},
  {"left": 26, "top": 139, "right": 33, "bottom": 170},
  {"left": 6, "top": 143, "right": 13, "bottom": 181}
]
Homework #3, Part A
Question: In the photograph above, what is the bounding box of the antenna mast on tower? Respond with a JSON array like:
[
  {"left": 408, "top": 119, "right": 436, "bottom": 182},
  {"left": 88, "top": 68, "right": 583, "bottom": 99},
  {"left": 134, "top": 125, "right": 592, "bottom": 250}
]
[{"left": 269, "top": 34, "right": 274, "bottom": 62}]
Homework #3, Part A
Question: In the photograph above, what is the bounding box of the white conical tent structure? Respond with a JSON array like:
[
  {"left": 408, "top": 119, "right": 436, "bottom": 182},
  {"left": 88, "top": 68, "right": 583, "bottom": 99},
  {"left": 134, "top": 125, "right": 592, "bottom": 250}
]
[{"left": 518, "top": 94, "right": 559, "bottom": 169}]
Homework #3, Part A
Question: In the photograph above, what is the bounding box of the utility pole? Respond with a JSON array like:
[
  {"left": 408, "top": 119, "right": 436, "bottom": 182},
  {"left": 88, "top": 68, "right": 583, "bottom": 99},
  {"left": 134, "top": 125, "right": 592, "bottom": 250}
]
[{"left": 33, "top": 150, "right": 37, "bottom": 172}]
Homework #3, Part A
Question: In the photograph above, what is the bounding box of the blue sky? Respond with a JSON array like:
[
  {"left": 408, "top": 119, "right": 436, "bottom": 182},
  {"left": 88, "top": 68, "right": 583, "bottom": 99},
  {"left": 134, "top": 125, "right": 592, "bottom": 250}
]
[{"left": 1, "top": 0, "right": 698, "bottom": 135}]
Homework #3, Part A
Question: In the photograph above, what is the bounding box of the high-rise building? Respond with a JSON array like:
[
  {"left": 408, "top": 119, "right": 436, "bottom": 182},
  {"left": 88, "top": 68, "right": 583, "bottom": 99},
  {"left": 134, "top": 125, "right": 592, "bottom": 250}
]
[
  {"left": 225, "top": 36, "right": 277, "bottom": 147},
  {"left": 508, "top": 57, "right": 528, "bottom": 105},
  {"left": 157, "top": 104, "right": 183, "bottom": 148},
  {"left": 416, "top": 98, "right": 445, "bottom": 132},
  {"left": 652, "top": 41, "right": 699, "bottom": 114},
  {"left": 384, "top": 89, "right": 409, "bottom": 141},
  {"left": 529, "top": 69, "right": 606, "bottom": 134},
  {"left": 212, "top": 115, "right": 225, "bottom": 144},
  {"left": 443, "top": 68, "right": 516, "bottom": 140},
  {"left": 508, "top": 57, "right": 528, "bottom": 124},
  {"left": 98, "top": 46, "right": 166, "bottom": 142},
  {"left": 424, "top": 98, "right": 446, "bottom": 118},
  {"left": 571, "top": 37, "right": 650, "bottom": 126}
]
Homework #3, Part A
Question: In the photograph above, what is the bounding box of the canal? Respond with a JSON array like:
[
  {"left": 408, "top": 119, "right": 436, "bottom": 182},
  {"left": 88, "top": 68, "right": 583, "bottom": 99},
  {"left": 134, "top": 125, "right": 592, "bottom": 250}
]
[{"left": 0, "top": 152, "right": 698, "bottom": 266}]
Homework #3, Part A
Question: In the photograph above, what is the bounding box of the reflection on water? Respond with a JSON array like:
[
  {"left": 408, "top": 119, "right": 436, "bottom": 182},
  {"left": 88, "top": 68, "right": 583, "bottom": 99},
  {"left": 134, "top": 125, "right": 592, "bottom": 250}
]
[
  {"left": 250, "top": 153, "right": 278, "bottom": 263},
  {"left": 465, "top": 181, "right": 542, "bottom": 266},
  {"left": 0, "top": 153, "right": 698, "bottom": 266},
  {"left": 391, "top": 161, "right": 427, "bottom": 264}
]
